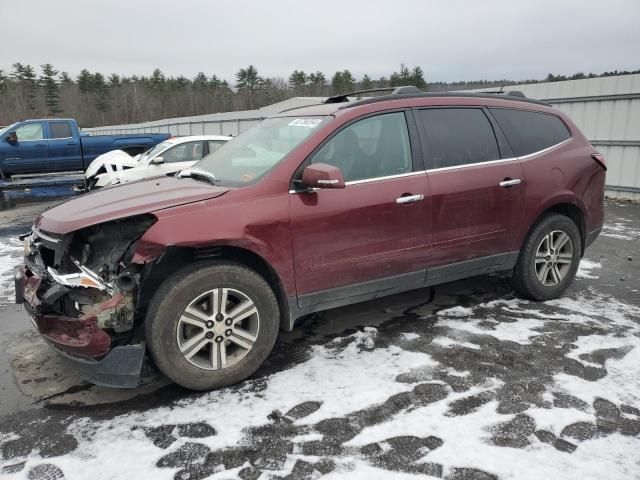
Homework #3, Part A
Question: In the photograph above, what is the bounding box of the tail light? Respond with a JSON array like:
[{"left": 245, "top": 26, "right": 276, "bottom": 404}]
[{"left": 591, "top": 153, "right": 607, "bottom": 171}]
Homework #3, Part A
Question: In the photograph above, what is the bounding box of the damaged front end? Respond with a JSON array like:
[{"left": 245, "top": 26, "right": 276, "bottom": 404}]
[{"left": 15, "top": 215, "right": 156, "bottom": 387}]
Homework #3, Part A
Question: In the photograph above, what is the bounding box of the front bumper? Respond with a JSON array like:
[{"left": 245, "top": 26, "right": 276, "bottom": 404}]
[{"left": 14, "top": 266, "right": 144, "bottom": 388}]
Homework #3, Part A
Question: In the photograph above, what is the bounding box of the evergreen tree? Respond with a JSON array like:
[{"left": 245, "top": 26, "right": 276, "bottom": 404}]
[
  {"left": 149, "top": 68, "right": 166, "bottom": 92},
  {"left": 360, "top": 74, "right": 373, "bottom": 90},
  {"left": 77, "top": 69, "right": 94, "bottom": 94},
  {"left": 331, "top": 70, "right": 355, "bottom": 94},
  {"left": 0, "top": 70, "right": 7, "bottom": 94},
  {"left": 235, "top": 65, "right": 263, "bottom": 109},
  {"left": 390, "top": 63, "right": 412, "bottom": 86},
  {"left": 40, "top": 64, "right": 62, "bottom": 116},
  {"left": 92, "top": 72, "right": 110, "bottom": 120},
  {"left": 12, "top": 63, "right": 38, "bottom": 114},
  {"left": 60, "top": 71, "right": 73, "bottom": 87},
  {"left": 108, "top": 74, "right": 121, "bottom": 88},
  {"left": 288, "top": 70, "right": 307, "bottom": 95},
  {"left": 410, "top": 66, "right": 427, "bottom": 89},
  {"left": 308, "top": 71, "right": 327, "bottom": 95}
]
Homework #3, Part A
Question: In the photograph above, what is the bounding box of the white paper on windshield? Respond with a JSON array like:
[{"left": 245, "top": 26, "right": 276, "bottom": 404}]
[{"left": 288, "top": 118, "right": 322, "bottom": 128}]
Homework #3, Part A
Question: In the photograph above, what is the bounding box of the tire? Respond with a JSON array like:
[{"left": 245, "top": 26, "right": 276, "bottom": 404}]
[
  {"left": 145, "top": 260, "right": 280, "bottom": 390},
  {"left": 510, "top": 213, "right": 581, "bottom": 301}
]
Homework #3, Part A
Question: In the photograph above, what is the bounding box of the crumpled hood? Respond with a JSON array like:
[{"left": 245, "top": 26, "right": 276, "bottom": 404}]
[
  {"left": 84, "top": 150, "right": 139, "bottom": 178},
  {"left": 36, "top": 176, "right": 229, "bottom": 234}
]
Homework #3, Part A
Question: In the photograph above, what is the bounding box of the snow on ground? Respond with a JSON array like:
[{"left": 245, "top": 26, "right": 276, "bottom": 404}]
[
  {"left": 576, "top": 258, "right": 602, "bottom": 279},
  {"left": 1, "top": 287, "right": 639, "bottom": 479},
  {"left": 601, "top": 218, "right": 640, "bottom": 241},
  {"left": 0, "top": 238, "right": 23, "bottom": 303}
]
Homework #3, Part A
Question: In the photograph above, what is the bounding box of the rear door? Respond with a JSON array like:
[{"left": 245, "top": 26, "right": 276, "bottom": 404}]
[
  {"left": 46, "top": 120, "right": 82, "bottom": 171},
  {"left": 290, "top": 111, "right": 431, "bottom": 307},
  {"left": 415, "top": 107, "right": 525, "bottom": 277},
  {"left": 3, "top": 121, "right": 49, "bottom": 174}
]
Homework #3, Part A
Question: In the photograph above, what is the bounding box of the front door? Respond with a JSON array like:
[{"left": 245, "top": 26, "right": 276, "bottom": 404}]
[
  {"left": 415, "top": 107, "right": 525, "bottom": 273},
  {"left": 3, "top": 121, "right": 49, "bottom": 174},
  {"left": 290, "top": 111, "right": 430, "bottom": 307}
]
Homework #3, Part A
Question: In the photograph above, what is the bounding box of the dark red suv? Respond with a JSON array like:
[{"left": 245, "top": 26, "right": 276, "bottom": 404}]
[{"left": 15, "top": 88, "right": 606, "bottom": 390}]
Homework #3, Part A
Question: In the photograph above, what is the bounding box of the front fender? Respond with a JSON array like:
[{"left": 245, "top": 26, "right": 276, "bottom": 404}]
[{"left": 132, "top": 193, "right": 295, "bottom": 296}]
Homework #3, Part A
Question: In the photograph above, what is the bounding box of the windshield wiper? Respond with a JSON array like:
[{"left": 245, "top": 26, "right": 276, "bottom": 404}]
[{"left": 178, "top": 167, "right": 220, "bottom": 185}]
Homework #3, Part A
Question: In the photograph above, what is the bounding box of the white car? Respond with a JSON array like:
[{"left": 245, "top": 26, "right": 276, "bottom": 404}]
[{"left": 84, "top": 135, "right": 231, "bottom": 189}]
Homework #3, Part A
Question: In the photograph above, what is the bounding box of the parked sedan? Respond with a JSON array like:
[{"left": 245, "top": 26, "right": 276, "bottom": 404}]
[{"left": 83, "top": 135, "right": 231, "bottom": 189}]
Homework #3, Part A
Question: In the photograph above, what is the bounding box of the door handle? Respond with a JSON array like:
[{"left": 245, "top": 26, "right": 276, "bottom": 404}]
[
  {"left": 396, "top": 194, "right": 424, "bottom": 204},
  {"left": 66, "top": 142, "right": 78, "bottom": 146},
  {"left": 499, "top": 178, "right": 522, "bottom": 188}
]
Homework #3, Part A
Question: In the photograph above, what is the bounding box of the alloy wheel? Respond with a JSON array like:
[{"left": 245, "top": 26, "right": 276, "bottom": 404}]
[
  {"left": 176, "top": 287, "right": 260, "bottom": 370},
  {"left": 534, "top": 230, "right": 574, "bottom": 286}
]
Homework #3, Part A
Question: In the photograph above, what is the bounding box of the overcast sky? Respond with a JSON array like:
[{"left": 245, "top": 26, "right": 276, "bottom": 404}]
[{"left": 3, "top": 0, "right": 639, "bottom": 83}]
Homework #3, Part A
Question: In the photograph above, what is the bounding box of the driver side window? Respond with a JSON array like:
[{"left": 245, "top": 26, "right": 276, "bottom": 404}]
[
  {"left": 15, "top": 122, "right": 44, "bottom": 141},
  {"left": 311, "top": 112, "right": 412, "bottom": 182}
]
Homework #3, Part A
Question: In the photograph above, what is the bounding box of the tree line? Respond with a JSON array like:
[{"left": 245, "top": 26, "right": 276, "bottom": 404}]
[{"left": 1, "top": 63, "right": 637, "bottom": 128}]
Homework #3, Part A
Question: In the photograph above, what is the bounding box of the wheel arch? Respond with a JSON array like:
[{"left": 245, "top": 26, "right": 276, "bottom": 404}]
[
  {"left": 522, "top": 199, "right": 587, "bottom": 257},
  {"left": 138, "top": 244, "right": 292, "bottom": 331}
]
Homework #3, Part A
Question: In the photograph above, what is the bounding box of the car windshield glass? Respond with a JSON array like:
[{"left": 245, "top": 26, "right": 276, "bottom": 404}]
[
  {"left": 194, "top": 117, "right": 328, "bottom": 186},
  {"left": 0, "top": 123, "right": 18, "bottom": 136},
  {"left": 140, "top": 141, "right": 172, "bottom": 160}
]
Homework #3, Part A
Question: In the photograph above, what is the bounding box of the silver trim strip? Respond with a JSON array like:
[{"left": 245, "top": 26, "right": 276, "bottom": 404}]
[
  {"left": 519, "top": 137, "right": 573, "bottom": 159},
  {"left": 345, "top": 170, "right": 426, "bottom": 185},
  {"left": 426, "top": 138, "right": 573, "bottom": 173},
  {"left": 289, "top": 137, "right": 573, "bottom": 192},
  {"left": 426, "top": 157, "right": 517, "bottom": 173}
]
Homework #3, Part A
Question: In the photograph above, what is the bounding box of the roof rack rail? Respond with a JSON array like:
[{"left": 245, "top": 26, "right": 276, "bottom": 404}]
[
  {"left": 337, "top": 91, "right": 551, "bottom": 110},
  {"left": 324, "top": 85, "right": 421, "bottom": 104}
]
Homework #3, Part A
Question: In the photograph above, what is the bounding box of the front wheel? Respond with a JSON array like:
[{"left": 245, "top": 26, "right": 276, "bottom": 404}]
[
  {"left": 510, "top": 213, "right": 581, "bottom": 301},
  {"left": 145, "top": 261, "right": 280, "bottom": 390}
]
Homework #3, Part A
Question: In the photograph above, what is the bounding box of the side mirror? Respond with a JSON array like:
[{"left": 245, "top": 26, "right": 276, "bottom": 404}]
[
  {"left": 6, "top": 132, "right": 17, "bottom": 144},
  {"left": 301, "top": 163, "right": 345, "bottom": 189},
  {"left": 151, "top": 156, "right": 164, "bottom": 164}
]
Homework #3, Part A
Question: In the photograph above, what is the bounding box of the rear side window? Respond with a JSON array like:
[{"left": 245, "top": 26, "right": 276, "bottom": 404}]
[
  {"left": 490, "top": 108, "right": 571, "bottom": 156},
  {"left": 49, "top": 122, "right": 73, "bottom": 139},
  {"left": 417, "top": 108, "right": 500, "bottom": 169}
]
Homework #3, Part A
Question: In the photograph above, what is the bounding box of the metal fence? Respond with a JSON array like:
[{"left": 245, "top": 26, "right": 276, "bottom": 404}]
[
  {"left": 467, "top": 74, "right": 640, "bottom": 201},
  {"left": 84, "top": 75, "right": 640, "bottom": 200}
]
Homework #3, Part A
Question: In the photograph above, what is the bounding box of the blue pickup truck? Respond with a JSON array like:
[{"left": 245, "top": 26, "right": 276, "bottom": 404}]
[{"left": 0, "top": 118, "right": 170, "bottom": 178}]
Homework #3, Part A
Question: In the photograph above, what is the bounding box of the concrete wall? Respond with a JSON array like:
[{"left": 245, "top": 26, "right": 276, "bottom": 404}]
[{"left": 84, "top": 75, "right": 640, "bottom": 200}]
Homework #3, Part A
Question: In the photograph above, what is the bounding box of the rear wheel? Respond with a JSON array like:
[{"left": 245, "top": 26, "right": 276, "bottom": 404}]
[
  {"left": 145, "top": 261, "right": 279, "bottom": 390},
  {"left": 510, "top": 213, "right": 581, "bottom": 301}
]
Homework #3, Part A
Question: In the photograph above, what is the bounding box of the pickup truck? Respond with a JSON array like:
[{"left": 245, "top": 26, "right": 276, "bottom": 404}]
[{"left": 0, "top": 118, "right": 170, "bottom": 178}]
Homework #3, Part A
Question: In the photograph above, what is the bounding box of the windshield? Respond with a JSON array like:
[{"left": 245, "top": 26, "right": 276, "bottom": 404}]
[
  {"left": 194, "top": 117, "right": 328, "bottom": 186},
  {"left": 140, "top": 141, "right": 172, "bottom": 161},
  {"left": 0, "top": 123, "right": 19, "bottom": 137}
]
